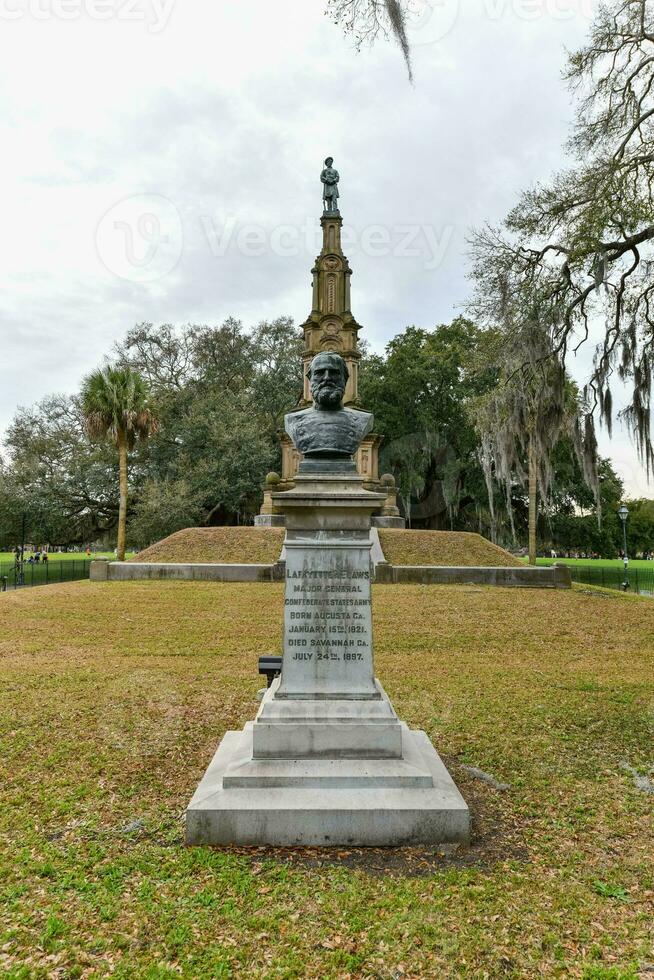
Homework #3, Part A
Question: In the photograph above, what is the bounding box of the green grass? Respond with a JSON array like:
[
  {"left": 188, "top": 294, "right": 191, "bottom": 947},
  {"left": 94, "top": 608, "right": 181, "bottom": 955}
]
[
  {"left": 527, "top": 557, "right": 653, "bottom": 569},
  {"left": 0, "top": 558, "right": 92, "bottom": 589},
  {"left": 0, "top": 581, "right": 652, "bottom": 977},
  {"left": 0, "top": 551, "right": 134, "bottom": 562}
]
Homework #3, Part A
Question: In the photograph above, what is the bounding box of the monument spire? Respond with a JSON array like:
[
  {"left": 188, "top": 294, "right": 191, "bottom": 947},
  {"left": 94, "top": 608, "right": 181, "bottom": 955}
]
[
  {"left": 300, "top": 159, "right": 361, "bottom": 406},
  {"left": 269, "top": 158, "right": 386, "bottom": 499}
]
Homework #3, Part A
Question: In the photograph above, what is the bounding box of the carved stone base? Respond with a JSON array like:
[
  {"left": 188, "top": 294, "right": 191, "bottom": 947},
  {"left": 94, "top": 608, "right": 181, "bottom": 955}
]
[
  {"left": 371, "top": 516, "right": 406, "bottom": 529},
  {"left": 253, "top": 515, "right": 286, "bottom": 527},
  {"left": 186, "top": 683, "right": 470, "bottom": 847}
]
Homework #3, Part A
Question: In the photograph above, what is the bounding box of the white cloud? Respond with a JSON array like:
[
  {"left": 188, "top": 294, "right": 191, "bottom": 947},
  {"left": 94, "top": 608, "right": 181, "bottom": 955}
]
[{"left": 0, "top": 0, "right": 647, "bottom": 497}]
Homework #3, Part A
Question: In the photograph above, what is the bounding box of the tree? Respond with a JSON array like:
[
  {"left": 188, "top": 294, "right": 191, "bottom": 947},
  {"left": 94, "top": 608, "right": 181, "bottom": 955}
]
[
  {"left": 129, "top": 478, "right": 203, "bottom": 549},
  {"left": 114, "top": 317, "right": 302, "bottom": 538},
  {"left": 548, "top": 455, "right": 624, "bottom": 557},
  {"left": 471, "top": 313, "right": 599, "bottom": 564},
  {"left": 623, "top": 497, "right": 654, "bottom": 555},
  {"left": 469, "top": 1, "right": 654, "bottom": 473},
  {"left": 113, "top": 322, "right": 194, "bottom": 394},
  {"left": 80, "top": 367, "right": 158, "bottom": 560},
  {"left": 1, "top": 395, "right": 121, "bottom": 547},
  {"left": 359, "top": 318, "right": 496, "bottom": 529},
  {"left": 2, "top": 314, "right": 618, "bottom": 552},
  {"left": 250, "top": 317, "right": 304, "bottom": 439},
  {"left": 327, "top": 0, "right": 413, "bottom": 80}
]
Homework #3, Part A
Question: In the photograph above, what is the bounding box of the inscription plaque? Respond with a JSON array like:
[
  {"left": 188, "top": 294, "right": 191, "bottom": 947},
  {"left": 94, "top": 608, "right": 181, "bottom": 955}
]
[{"left": 276, "top": 538, "right": 378, "bottom": 700}]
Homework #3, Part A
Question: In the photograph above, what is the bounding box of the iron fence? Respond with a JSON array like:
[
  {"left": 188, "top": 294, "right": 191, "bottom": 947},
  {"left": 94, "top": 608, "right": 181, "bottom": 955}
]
[
  {"left": 567, "top": 563, "right": 654, "bottom": 596},
  {"left": 0, "top": 559, "right": 92, "bottom": 591}
]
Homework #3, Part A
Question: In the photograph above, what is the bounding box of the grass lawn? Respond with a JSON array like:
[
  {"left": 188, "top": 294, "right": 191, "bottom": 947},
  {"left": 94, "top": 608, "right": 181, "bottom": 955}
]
[
  {"left": 0, "top": 552, "right": 134, "bottom": 563},
  {"left": 534, "top": 558, "right": 654, "bottom": 570},
  {"left": 0, "top": 581, "right": 652, "bottom": 978}
]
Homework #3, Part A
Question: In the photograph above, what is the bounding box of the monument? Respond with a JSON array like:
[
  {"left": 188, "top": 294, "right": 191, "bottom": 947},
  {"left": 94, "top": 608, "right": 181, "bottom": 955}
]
[
  {"left": 258, "top": 157, "right": 389, "bottom": 501},
  {"left": 321, "top": 156, "right": 340, "bottom": 213},
  {"left": 285, "top": 353, "right": 373, "bottom": 466},
  {"left": 186, "top": 340, "right": 470, "bottom": 845}
]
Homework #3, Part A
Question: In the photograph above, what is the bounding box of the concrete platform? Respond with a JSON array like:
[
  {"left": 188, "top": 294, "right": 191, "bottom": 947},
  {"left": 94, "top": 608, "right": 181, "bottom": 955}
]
[
  {"left": 89, "top": 560, "right": 285, "bottom": 583},
  {"left": 185, "top": 726, "right": 470, "bottom": 847},
  {"left": 373, "top": 562, "right": 571, "bottom": 589},
  {"left": 90, "top": 557, "right": 570, "bottom": 589},
  {"left": 253, "top": 680, "right": 402, "bottom": 758},
  {"left": 222, "top": 722, "right": 434, "bottom": 788}
]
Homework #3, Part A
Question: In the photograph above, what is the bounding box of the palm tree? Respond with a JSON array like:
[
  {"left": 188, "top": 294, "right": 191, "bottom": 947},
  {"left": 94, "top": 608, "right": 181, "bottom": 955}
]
[{"left": 81, "top": 366, "right": 158, "bottom": 561}]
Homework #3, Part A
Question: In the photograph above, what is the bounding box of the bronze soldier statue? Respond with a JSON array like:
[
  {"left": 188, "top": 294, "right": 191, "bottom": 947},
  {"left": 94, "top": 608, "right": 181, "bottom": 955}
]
[{"left": 321, "top": 157, "right": 340, "bottom": 214}]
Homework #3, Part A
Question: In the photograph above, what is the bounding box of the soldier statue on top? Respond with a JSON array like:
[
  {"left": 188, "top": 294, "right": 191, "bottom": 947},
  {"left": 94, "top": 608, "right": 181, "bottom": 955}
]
[{"left": 321, "top": 157, "right": 340, "bottom": 214}]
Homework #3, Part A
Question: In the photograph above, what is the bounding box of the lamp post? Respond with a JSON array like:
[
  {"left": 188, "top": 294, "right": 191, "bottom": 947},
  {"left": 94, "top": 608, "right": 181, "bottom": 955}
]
[
  {"left": 17, "top": 511, "right": 26, "bottom": 587},
  {"left": 618, "top": 504, "right": 629, "bottom": 591}
]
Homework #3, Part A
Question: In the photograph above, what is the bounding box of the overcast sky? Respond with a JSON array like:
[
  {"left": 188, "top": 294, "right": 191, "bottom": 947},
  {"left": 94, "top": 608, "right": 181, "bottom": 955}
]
[{"left": 0, "top": 0, "right": 648, "bottom": 496}]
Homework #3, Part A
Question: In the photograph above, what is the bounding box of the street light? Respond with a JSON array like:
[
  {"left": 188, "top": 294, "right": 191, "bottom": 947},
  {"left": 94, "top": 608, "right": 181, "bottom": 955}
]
[{"left": 618, "top": 504, "right": 629, "bottom": 591}]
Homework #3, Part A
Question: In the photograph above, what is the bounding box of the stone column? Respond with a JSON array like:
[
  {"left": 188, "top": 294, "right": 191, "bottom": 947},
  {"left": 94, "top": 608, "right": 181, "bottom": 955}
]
[
  {"left": 186, "top": 471, "right": 469, "bottom": 846},
  {"left": 253, "top": 472, "right": 286, "bottom": 527}
]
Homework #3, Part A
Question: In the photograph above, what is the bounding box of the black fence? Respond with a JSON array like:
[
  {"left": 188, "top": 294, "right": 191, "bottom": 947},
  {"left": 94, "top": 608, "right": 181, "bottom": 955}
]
[
  {"left": 0, "top": 559, "right": 92, "bottom": 591},
  {"left": 567, "top": 564, "right": 654, "bottom": 596}
]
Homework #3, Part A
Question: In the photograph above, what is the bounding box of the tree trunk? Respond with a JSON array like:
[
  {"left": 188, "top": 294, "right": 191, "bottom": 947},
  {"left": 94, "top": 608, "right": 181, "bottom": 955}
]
[
  {"left": 117, "top": 429, "right": 128, "bottom": 562},
  {"left": 528, "top": 433, "right": 537, "bottom": 566}
]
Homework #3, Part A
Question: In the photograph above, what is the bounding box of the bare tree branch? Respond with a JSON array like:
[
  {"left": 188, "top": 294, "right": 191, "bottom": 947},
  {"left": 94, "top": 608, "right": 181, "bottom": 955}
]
[
  {"left": 327, "top": 0, "right": 413, "bottom": 80},
  {"left": 469, "top": 0, "right": 654, "bottom": 475}
]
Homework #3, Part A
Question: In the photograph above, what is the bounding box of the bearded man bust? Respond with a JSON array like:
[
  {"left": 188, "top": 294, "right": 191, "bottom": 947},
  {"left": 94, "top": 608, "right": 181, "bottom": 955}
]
[{"left": 285, "top": 353, "right": 373, "bottom": 471}]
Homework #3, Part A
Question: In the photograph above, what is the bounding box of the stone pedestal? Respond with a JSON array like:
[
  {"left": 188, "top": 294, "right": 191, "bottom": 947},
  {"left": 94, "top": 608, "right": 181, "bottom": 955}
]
[
  {"left": 253, "top": 515, "right": 286, "bottom": 527},
  {"left": 371, "top": 516, "right": 406, "bottom": 529},
  {"left": 186, "top": 473, "right": 469, "bottom": 846},
  {"left": 257, "top": 207, "right": 387, "bottom": 514}
]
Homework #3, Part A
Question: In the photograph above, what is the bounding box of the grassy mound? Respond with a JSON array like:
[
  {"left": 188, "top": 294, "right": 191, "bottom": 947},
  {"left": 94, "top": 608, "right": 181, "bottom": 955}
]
[
  {"left": 133, "top": 527, "right": 518, "bottom": 569},
  {"left": 0, "top": 580, "right": 651, "bottom": 976},
  {"left": 131, "top": 526, "right": 284, "bottom": 564},
  {"left": 378, "top": 529, "right": 522, "bottom": 567}
]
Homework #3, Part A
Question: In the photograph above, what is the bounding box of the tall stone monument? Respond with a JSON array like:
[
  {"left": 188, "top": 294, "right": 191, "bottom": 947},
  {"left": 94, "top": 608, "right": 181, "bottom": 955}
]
[
  {"left": 186, "top": 350, "right": 470, "bottom": 847},
  {"left": 278, "top": 157, "right": 384, "bottom": 493}
]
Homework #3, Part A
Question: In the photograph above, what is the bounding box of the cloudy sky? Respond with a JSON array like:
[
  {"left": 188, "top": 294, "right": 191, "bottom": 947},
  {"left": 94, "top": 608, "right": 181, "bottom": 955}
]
[{"left": 0, "top": 0, "right": 648, "bottom": 495}]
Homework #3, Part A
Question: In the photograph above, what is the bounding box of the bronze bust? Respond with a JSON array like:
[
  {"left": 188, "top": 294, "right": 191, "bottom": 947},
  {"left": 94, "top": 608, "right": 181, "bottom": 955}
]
[{"left": 285, "top": 353, "right": 373, "bottom": 471}]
